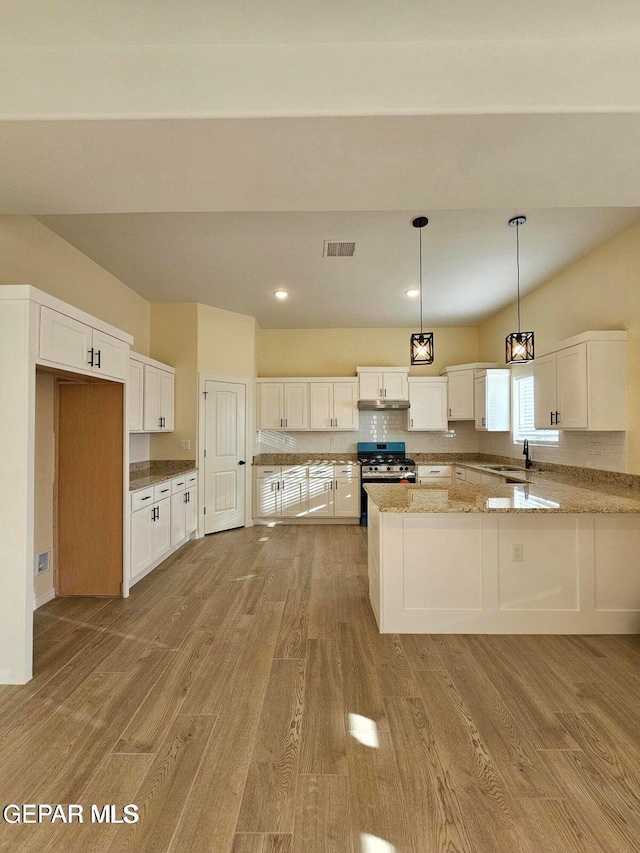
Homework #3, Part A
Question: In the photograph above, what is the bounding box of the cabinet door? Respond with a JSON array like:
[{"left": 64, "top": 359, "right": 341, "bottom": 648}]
[
  {"left": 309, "top": 382, "right": 333, "bottom": 430},
  {"left": 259, "top": 384, "right": 284, "bottom": 429},
  {"left": 153, "top": 498, "right": 172, "bottom": 561},
  {"left": 334, "top": 478, "right": 360, "bottom": 517},
  {"left": 39, "top": 306, "right": 93, "bottom": 372},
  {"left": 283, "top": 382, "right": 309, "bottom": 430},
  {"left": 170, "top": 491, "right": 187, "bottom": 547},
  {"left": 256, "top": 477, "right": 280, "bottom": 517},
  {"left": 308, "top": 478, "right": 334, "bottom": 517},
  {"left": 333, "top": 382, "right": 359, "bottom": 430},
  {"left": 447, "top": 370, "right": 474, "bottom": 419},
  {"left": 533, "top": 353, "right": 558, "bottom": 429},
  {"left": 556, "top": 343, "right": 588, "bottom": 429},
  {"left": 159, "top": 370, "right": 175, "bottom": 431},
  {"left": 383, "top": 372, "right": 408, "bottom": 400},
  {"left": 474, "top": 375, "right": 487, "bottom": 430},
  {"left": 465, "top": 469, "right": 483, "bottom": 484},
  {"left": 359, "top": 372, "right": 383, "bottom": 400},
  {"left": 481, "top": 473, "right": 502, "bottom": 484},
  {"left": 92, "top": 329, "right": 129, "bottom": 381},
  {"left": 408, "top": 382, "right": 448, "bottom": 430},
  {"left": 280, "top": 476, "right": 308, "bottom": 518},
  {"left": 185, "top": 486, "right": 197, "bottom": 534},
  {"left": 128, "top": 359, "right": 144, "bottom": 431},
  {"left": 130, "top": 506, "right": 153, "bottom": 578},
  {"left": 143, "top": 365, "right": 163, "bottom": 430}
]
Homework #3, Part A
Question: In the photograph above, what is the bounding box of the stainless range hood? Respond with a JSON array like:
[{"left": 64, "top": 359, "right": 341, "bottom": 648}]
[{"left": 358, "top": 399, "right": 410, "bottom": 411}]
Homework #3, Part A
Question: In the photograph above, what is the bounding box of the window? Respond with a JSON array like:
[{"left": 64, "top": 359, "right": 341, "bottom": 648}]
[{"left": 512, "top": 373, "right": 559, "bottom": 444}]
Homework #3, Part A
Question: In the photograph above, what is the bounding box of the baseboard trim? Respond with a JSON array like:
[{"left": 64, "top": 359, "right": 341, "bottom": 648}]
[{"left": 34, "top": 587, "right": 56, "bottom": 610}]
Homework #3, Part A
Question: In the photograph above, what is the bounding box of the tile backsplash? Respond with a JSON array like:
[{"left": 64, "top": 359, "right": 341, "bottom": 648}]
[
  {"left": 255, "top": 412, "right": 480, "bottom": 457},
  {"left": 479, "top": 429, "right": 627, "bottom": 472}
]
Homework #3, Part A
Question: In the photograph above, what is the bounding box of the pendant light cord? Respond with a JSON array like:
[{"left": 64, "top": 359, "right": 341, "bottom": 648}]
[
  {"left": 419, "top": 225, "right": 424, "bottom": 335},
  {"left": 516, "top": 220, "right": 521, "bottom": 333}
]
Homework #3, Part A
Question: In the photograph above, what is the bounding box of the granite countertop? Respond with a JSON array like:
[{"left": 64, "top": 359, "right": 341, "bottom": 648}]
[
  {"left": 364, "top": 481, "right": 640, "bottom": 514},
  {"left": 129, "top": 460, "right": 197, "bottom": 492},
  {"left": 253, "top": 454, "right": 359, "bottom": 466}
]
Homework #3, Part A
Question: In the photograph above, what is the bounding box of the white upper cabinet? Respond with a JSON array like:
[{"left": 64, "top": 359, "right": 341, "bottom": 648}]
[
  {"left": 357, "top": 367, "right": 409, "bottom": 401},
  {"left": 309, "top": 380, "right": 359, "bottom": 431},
  {"left": 474, "top": 369, "right": 511, "bottom": 432},
  {"left": 407, "top": 378, "right": 448, "bottom": 431},
  {"left": 159, "top": 369, "right": 175, "bottom": 431},
  {"left": 441, "top": 363, "right": 498, "bottom": 421},
  {"left": 258, "top": 381, "right": 309, "bottom": 430},
  {"left": 533, "top": 333, "right": 627, "bottom": 431},
  {"left": 39, "top": 306, "right": 129, "bottom": 381},
  {"left": 128, "top": 358, "right": 144, "bottom": 432}
]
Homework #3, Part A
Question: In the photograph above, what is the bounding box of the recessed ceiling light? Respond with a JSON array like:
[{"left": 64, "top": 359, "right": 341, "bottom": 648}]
[
  {"left": 274, "top": 290, "right": 289, "bottom": 300},
  {"left": 406, "top": 289, "right": 420, "bottom": 298}
]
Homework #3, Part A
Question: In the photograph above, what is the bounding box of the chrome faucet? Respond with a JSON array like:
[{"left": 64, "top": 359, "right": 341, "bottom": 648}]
[{"left": 523, "top": 439, "right": 533, "bottom": 469}]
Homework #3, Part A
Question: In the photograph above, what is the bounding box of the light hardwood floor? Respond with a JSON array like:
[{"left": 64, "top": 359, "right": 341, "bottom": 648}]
[{"left": 1, "top": 525, "right": 640, "bottom": 852}]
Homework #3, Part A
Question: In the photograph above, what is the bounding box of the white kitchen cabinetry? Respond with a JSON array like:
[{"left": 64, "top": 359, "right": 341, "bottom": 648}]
[
  {"left": 533, "top": 332, "right": 627, "bottom": 431},
  {"left": 309, "top": 381, "right": 359, "bottom": 430},
  {"left": 128, "top": 353, "right": 176, "bottom": 433},
  {"left": 357, "top": 367, "right": 409, "bottom": 401},
  {"left": 407, "top": 378, "right": 448, "bottom": 430},
  {"left": 39, "top": 306, "right": 129, "bottom": 381},
  {"left": 128, "top": 359, "right": 144, "bottom": 432},
  {"left": 465, "top": 469, "right": 484, "bottom": 485},
  {"left": 481, "top": 473, "right": 503, "bottom": 484},
  {"left": 474, "top": 370, "right": 511, "bottom": 432},
  {"left": 417, "top": 465, "right": 453, "bottom": 484},
  {"left": 441, "top": 362, "right": 498, "bottom": 420},
  {"left": 143, "top": 364, "right": 175, "bottom": 432},
  {"left": 130, "top": 472, "right": 198, "bottom": 584},
  {"left": 257, "top": 381, "right": 309, "bottom": 430},
  {"left": 254, "top": 464, "right": 359, "bottom": 520}
]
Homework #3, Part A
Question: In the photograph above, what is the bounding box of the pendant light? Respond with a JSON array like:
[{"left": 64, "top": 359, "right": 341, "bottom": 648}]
[
  {"left": 505, "top": 215, "right": 534, "bottom": 364},
  {"left": 410, "top": 216, "right": 434, "bottom": 365}
]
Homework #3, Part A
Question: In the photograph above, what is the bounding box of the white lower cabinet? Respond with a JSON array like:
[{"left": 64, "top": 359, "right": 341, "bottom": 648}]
[
  {"left": 130, "top": 472, "right": 198, "bottom": 582},
  {"left": 254, "top": 464, "right": 359, "bottom": 520}
]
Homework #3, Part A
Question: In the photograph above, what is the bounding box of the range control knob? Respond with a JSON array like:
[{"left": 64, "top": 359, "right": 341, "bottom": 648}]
[
  {"left": 374, "top": 466, "right": 378, "bottom": 471},
  {"left": 387, "top": 466, "right": 391, "bottom": 471}
]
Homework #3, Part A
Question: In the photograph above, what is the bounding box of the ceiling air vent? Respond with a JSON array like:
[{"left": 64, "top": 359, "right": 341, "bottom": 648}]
[{"left": 323, "top": 240, "right": 356, "bottom": 258}]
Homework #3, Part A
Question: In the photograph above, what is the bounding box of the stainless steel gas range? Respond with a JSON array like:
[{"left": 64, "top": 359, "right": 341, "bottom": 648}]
[{"left": 357, "top": 441, "right": 416, "bottom": 525}]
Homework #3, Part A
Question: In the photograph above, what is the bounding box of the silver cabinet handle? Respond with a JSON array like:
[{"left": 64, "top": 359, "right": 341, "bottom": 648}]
[
  {"left": 448, "top": 408, "right": 452, "bottom": 417},
  {"left": 285, "top": 418, "right": 288, "bottom": 427},
  {"left": 410, "top": 418, "right": 413, "bottom": 427}
]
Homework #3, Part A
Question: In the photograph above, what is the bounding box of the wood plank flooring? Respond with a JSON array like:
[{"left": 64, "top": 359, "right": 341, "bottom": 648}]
[{"left": 1, "top": 524, "right": 640, "bottom": 852}]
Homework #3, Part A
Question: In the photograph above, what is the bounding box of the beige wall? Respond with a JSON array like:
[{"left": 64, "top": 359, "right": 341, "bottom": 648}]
[
  {"left": 258, "top": 327, "right": 479, "bottom": 377},
  {"left": 0, "top": 215, "right": 150, "bottom": 354},
  {"left": 34, "top": 371, "right": 55, "bottom": 603},
  {"left": 197, "top": 303, "right": 258, "bottom": 379},
  {"left": 478, "top": 221, "right": 640, "bottom": 473},
  {"left": 149, "top": 303, "right": 199, "bottom": 460}
]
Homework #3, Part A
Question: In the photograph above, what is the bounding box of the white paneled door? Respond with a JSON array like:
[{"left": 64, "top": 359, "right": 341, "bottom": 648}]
[{"left": 203, "top": 380, "right": 247, "bottom": 535}]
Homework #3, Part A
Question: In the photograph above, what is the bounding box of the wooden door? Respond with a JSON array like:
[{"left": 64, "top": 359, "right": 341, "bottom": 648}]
[
  {"left": 204, "top": 380, "right": 246, "bottom": 534},
  {"left": 57, "top": 381, "right": 123, "bottom": 596}
]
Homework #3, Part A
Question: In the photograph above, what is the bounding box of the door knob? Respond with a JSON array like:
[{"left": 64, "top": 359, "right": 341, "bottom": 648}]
[{"left": 238, "top": 460, "right": 246, "bottom": 465}]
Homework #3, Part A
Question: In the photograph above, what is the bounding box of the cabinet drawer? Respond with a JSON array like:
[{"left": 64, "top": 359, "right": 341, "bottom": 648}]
[
  {"left": 282, "top": 465, "right": 308, "bottom": 480},
  {"left": 171, "top": 476, "right": 187, "bottom": 494},
  {"left": 455, "top": 467, "right": 467, "bottom": 481},
  {"left": 309, "top": 465, "right": 333, "bottom": 479},
  {"left": 334, "top": 465, "right": 358, "bottom": 480},
  {"left": 131, "top": 488, "right": 154, "bottom": 511},
  {"left": 256, "top": 466, "right": 281, "bottom": 479},
  {"left": 153, "top": 481, "right": 172, "bottom": 502},
  {"left": 185, "top": 472, "right": 198, "bottom": 488},
  {"left": 417, "top": 465, "right": 452, "bottom": 478}
]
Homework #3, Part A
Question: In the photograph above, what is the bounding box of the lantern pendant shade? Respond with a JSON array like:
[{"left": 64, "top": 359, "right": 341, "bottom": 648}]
[
  {"left": 506, "top": 330, "right": 534, "bottom": 364},
  {"left": 410, "top": 216, "right": 434, "bottom": 365},
  {"left": 411, "top": 331, "right": 434, "bottom": 365}
]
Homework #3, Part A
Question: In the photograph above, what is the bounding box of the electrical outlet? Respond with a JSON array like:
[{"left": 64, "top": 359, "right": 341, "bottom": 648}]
[
  {"left": 180, "top": 440, "right": 191, "bottom": 451},
  {"left": 512, "top": 544, "right": 524, "bottom": 562},
  {"left": 329, "top": 436, "right": 335, "bottom": 444},
  {"left": 589, "top": 442, "right": 604, "bottom": 456}
]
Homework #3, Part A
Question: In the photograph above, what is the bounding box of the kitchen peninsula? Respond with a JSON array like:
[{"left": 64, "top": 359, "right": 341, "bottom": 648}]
[{"left": 365, "top": 479, "right": 640, "bottom": 635}]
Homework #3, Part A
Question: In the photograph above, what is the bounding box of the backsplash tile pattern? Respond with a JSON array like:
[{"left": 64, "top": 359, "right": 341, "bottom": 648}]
[
  {"left": 480, "top": 429, "right": 627, "bottom": 473},
  {"left": 256, "top": 413, "right": 480, "bottom": 457}
]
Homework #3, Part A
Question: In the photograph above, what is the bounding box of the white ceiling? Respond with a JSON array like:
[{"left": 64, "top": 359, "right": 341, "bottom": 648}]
[
  {"left": 2, "top": 1, "right": 640, "bottom": 329},
  {"left": 37, "top": 208, "right": 640, "bottom": 328},
  {"left": 3, "top": 0, "right": 640, "bottom": 44}
]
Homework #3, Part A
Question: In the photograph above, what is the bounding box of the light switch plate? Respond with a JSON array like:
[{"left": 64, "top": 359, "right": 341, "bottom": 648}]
[{"left": 180, "top": 440, "right": 191, "bottom": 450}]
